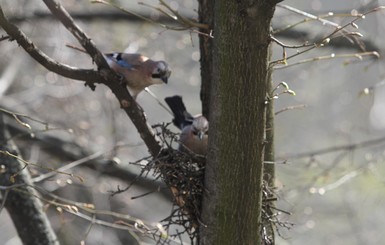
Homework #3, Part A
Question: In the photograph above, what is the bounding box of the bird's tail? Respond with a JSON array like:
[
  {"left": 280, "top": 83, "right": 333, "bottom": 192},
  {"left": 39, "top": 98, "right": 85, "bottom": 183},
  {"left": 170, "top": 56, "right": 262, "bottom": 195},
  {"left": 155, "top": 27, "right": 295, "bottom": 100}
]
[{"left": 164, "top": 95, "right": 192, "bottom": 130}]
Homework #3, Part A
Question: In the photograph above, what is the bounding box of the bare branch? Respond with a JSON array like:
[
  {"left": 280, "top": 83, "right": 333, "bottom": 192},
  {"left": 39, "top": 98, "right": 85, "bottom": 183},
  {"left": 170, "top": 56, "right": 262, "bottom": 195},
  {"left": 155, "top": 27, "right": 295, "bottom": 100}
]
[
  {"left": 271, "top": 6, "right": 385, "bottom": 68},
  {"left": 277, "top": 136, "right": 385, "bottom": 160},
  {"left": 41, "top": 0, "right": 108, "bottom": 69},
  {"left": 273, "top": 51, "right": 379, "bottom": 70},
  {"left": 41, "top": 0, "right": 162, "bottom": 156},
  {"left": 0, "top": 1, "right": 162, "bottom": 157},
  {"left": 0, "top": 6, "right": 100, "bottom": 84},
  {"left": 275, "top": 5, "right": 348, "bottom": 32},
  {"left": 92, "top": 0, "right": 209, "bottom": 31},
  {"left": 0, "top": 34, "right": 9, "bottom": 41},
  {"left": 275, "top": 104, "right": 307, "bottom": 115}
]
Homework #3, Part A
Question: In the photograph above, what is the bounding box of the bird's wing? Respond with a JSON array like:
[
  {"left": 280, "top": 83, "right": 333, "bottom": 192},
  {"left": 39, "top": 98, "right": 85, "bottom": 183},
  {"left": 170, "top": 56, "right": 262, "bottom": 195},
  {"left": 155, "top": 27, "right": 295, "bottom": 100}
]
[{"left": 104, "top": 53, "right": 148, "bottom": 69}]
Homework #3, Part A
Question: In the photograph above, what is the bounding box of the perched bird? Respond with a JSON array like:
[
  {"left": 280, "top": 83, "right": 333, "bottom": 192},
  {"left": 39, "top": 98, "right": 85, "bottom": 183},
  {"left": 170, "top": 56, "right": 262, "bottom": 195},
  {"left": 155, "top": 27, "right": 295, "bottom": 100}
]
[
  {"left": 165, "top": 95, "right": 208, "bottom": 155},
  {"left": 104, "top": 53, "right": 171, "bottom": 99}
]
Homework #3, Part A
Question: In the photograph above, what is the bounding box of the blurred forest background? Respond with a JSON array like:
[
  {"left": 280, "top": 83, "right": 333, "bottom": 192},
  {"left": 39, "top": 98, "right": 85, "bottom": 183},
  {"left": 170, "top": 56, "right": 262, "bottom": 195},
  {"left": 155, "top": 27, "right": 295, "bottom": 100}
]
[{"left": 1, "top": 0, "right": 385, "bottom": 244}]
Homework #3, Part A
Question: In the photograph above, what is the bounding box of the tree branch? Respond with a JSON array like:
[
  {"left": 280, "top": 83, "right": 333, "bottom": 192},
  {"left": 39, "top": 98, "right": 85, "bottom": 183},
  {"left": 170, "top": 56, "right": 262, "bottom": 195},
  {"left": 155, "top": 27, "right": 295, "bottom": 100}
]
[
  {"left": 41, "top": 0, "right": 161, "bottom": 157},
  {"left": 3, "top": 121, "right": 172, "bottom": 199},
  {"left": 0, "top": 1, "right": 162, "bottom": 157},
  {"left": 0, "top": 7, "right": 100, "bottom": 83},
  {"left": 41, "top": 0, "right": 108, "bottom": 70},
  {"left": 277, "top": 136, "right": 385, "bottom": 160}
]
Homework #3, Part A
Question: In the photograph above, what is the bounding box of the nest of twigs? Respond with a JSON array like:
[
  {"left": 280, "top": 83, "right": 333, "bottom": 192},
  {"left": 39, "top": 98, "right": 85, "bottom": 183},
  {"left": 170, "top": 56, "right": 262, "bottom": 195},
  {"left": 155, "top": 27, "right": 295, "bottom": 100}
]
[
  {"left": 144, "top": 124, "right": 291, "bottom": 244},
  {"left": 148, "top": 123, "right": 206, "bottom": 242}
]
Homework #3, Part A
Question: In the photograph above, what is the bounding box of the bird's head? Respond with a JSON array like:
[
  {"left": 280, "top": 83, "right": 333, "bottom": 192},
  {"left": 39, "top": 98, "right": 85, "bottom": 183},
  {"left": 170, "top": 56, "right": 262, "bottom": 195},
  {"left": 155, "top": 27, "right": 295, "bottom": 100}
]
[
  {"left": 192, "top": 116, "right": 209, "bottom": 140},
  {"left": 151, "top": 61, "right": 171, "bottom": 84}
]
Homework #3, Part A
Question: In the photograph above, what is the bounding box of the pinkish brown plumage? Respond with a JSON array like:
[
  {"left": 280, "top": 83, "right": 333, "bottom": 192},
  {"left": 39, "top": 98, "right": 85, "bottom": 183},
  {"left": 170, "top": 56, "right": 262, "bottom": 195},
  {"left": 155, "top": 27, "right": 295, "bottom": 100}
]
[
  {"left": 104, "top": 53, "right": 171, "bottom": 99},
  {"left": 165, "top": 95, "right": 208, "bottom": 155}
]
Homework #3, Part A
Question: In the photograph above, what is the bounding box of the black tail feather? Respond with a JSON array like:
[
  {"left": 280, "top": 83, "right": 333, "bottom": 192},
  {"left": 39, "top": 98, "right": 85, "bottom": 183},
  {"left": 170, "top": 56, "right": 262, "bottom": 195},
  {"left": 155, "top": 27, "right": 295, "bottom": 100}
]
[{"left": 164, "top": 96, "right": 193, "bottom": 130}]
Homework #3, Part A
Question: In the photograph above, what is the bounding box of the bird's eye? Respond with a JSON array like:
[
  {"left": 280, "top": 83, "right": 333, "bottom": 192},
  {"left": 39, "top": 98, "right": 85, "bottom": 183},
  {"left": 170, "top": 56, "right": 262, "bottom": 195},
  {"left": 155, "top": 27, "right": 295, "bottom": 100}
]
[
  {"left": 192, "top": 131, "right": 198, "bottom": 135},
  {"left": 205, "top": 131, "right": 209, "bottom": 135}
]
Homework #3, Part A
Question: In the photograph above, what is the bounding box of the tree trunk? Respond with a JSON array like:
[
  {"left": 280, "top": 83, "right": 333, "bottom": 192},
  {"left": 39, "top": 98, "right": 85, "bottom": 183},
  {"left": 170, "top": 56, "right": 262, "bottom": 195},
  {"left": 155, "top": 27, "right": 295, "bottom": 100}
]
[
  {"left": 198, "top": 0, "right": 215, "bottom": 118},
  {"left": 263, "top": 55, "right": 276, "bottom": 243},
  {"left": 199, "top": 1, "right": 276, "bottom": 244},
  {"left": 0, "top": 114, "right": 59, "bottom": 245}
]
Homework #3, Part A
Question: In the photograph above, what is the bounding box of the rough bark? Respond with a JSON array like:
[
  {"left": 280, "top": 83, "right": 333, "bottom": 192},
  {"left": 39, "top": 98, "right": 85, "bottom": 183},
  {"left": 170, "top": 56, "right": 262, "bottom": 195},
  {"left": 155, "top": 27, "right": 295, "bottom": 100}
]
[
  {"left": 198, "top": 0, "right": 215, "bottom": 118},
  {"left": 263, "top": 51, "right": 276, "bottom": 243},
  {"left": 264, "top": 42, "right": 275, "bottom": 183},
  {"left": 200, "top": 1, "right": 276, "bottom": 244},
  {"left": 0, "top": 114, "right": 59, "bottom": 245}
]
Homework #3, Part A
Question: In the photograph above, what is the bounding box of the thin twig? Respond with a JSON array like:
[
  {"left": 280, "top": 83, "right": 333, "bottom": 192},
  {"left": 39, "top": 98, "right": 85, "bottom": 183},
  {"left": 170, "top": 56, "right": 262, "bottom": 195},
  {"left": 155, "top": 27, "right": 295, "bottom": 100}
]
[
  {"left": 271, "top": 6, "right": 385, "bottom": 67},
  {"left": 92, "top": 0, "right": 208, "bottom": 31},
  {"left": 277, "top": 136, "right": 385, "bottom": 160},
  {"left": 0, "top": 107, "right": 49, "bottom": 129},
  {"left": 0, "top": 150, "right": 84, "bottom": 182},
  {"left": 274, "top": 51, "right": 379, "bottom": 70},
  {"left": 275, "top": 104, "right": 307, "bottom": 115},
  {"left": 145, "top": 87, "right": 173, "bottom": 116},
  {"left": 0, "top": 34, "right": 9, "bottom": 41},
  {"left": 31, "top": 150, "right": 104, "bottom": 183}
]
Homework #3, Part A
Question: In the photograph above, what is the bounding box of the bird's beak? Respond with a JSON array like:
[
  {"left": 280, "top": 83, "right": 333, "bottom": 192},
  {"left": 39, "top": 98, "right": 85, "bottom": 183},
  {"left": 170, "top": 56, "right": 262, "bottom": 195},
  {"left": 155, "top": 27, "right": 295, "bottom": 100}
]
[
  {"left": 162, "top": 70, "right": 171, "bottom": 84},
  {"left": 197, "top": 131, "right": 204, "bottom": 140}
]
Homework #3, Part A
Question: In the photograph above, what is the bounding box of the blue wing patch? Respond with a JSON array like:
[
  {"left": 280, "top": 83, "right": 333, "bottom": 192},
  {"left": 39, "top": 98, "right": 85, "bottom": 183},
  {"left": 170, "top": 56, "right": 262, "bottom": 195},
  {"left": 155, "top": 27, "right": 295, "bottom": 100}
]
[
  {"left": 106, "top": 53, "right": 134, "bottom": 69},
  {"left": 116, "top": 59, "right": 133, "bottom": 69}
]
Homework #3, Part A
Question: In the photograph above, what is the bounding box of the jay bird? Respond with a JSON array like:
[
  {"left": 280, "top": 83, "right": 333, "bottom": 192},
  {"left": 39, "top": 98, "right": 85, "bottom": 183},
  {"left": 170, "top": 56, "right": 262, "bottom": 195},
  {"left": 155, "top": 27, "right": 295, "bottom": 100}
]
[
  {"left": 165, "top": 95, "right": 208, "bottom": 155},
  {"left": 104, "top": 53, "right": 171, "bottom": 99}
]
